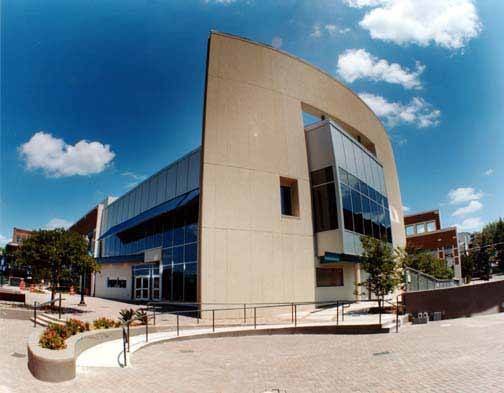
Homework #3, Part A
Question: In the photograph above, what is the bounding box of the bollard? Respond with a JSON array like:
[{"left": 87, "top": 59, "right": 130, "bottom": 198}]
[
  {"left": 254, "top": 307, "right": 257, "bottom": 329},
  {"left": 122, "top": 328, "right": 127, "bottom": 367},
  {"left": 212, "top": 310, "right": 215, "bottom": 332}
]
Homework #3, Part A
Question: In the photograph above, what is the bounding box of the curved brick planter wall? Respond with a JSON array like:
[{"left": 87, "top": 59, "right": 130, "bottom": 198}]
[
  {"left": 27, "top": 325, "right": 167, "bottom": 382},
  {"left": 27, "top": 323, "right": 388, "bottom": 382}
]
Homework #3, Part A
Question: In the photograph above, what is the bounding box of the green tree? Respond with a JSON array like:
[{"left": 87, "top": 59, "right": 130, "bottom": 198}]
[
  {"left": 14, "top": 228, "right": 99, "bottom": 300},
  {"left": 471, "top": 232, "right": 492, "bottom": 280},
  {"left": 357, "top": 236, "right": 402, "bottom": 312},
  {"left": 461, "top": 252, "right": 475, "bottom": 283},
  {"left": 401, "top": 246, "right": 454, "bottom": 280}
]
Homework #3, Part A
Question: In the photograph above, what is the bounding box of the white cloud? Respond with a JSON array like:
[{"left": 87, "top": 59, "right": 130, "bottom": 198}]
[
  {"left": 456, "top": 217, "right": 484, "bottom": 232},
  {"left": 310, "top": 23, "right": 350, "bottom": 38},
  {"left": 452, "top": 200, "right": 483, "bottom": 217},
  {"left": 19, "top": 132, "right": 115, "bottom": 177},
  {"left": 447, "top": 187, "right": 483, "bottom": 204},
  {"left": 46, "top": 218, "right": 72, "bottom": 229},
  {"left": 271, "top": 36, "right": 283, "bottom": 49},
  {"left": 344, "top": 0, "right": 482, "bottom": 49},
  {"left": 359, "top": 93, "right": 440, "bottom": 128},
  {"left": 122, "top": 171, "right": 146, "bottom": 189},
  {"left": 337, "top": 49, "right": 424, "bottom": 89},
  {"left": 484, "top": 168, "right": 494, "bottom": 176},
  {"left": 402, "top": 205, "right": 411, "bottom": 213},
  {"left": 0, "top": 234, "right": 11, "bottom": 247}
]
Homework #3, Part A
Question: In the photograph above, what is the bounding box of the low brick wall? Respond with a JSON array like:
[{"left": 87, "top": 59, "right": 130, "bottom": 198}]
[
  {"left": 403, "top": 279, "right": 504, "bottom": 319},
  {"left": 0, "top": 289, "right": 25, "bottom": 303},
  {"left": 27, "top": 325, "right": 167, "bottom": 382}
]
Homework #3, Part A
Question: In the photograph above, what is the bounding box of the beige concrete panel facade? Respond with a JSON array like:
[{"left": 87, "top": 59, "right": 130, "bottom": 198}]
[
  {"left": 315, "top": 263, "right": 356, "bottom": 302},
  {"left": 200, "top": 32, "right": 404, "bottom": 304},
  {"left": 94, "top": 263, "right": 132, "bottom": 301}
]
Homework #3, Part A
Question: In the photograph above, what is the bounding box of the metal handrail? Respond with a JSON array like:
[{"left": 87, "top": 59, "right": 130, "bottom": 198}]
[
  {"left": 33, "top": 292, "right": 65, "bottom": 327},
  {"left": 119, "top": 306, "right": 156, "bottom": 367}
]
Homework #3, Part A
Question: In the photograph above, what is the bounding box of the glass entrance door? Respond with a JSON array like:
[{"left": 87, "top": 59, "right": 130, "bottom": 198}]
[{"left": 135, "top": 275, "right": 150, "bottom": 301}]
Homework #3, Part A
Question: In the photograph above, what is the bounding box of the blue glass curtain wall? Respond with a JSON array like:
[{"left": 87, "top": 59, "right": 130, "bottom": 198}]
[{"left": 339, "top": 167, "right": 392, "bottom": 243}]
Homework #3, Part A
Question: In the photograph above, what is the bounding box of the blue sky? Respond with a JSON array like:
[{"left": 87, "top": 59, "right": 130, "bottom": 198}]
[{"left": 1, "top": 0, "right": 503, "bottom": 245}]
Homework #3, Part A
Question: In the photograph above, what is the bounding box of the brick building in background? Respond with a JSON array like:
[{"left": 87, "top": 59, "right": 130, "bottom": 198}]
[
  {"left": 404, "top": 210, "right": 462, "bottom": 279},
  {"left": 1, "top": 227, "right": 34, "bottom": 278}
]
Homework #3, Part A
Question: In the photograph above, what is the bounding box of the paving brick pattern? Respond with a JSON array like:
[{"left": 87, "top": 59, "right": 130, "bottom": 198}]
[{"left": 1, "top": 313, "right": 504, "bottom": 392}]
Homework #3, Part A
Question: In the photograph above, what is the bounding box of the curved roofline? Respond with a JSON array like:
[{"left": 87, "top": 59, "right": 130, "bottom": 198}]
[{"left": 210, "top": 30, "right": 388, "bottom": 133}]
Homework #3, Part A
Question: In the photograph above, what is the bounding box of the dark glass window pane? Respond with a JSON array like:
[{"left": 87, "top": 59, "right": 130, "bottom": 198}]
[
  {"left": 280, "top": 185, "right": 293, "bottom": 215},
  {"left": 172, "top": 264, "right": 184, "bottom": 301},
  {"left": 348, "top": 173, "right": 359, "bottom": 190},
  {"left": 371, "top": 202, "right": 381, "bottom": 240},
  {"left": 383, "top": 197, "right": 389, "bottom": 210},
  {"left": 185, "top": 223, "right": 198, "bottom": 244},
  {"left": 316, "top": 268, "right": 344, "bottom": 287},
  {"left": 312, "top": 183, "right": 338, "bottom": 232},
  {"left": 362, "top": 196, "right": 373, "bottom": 237},
  {"left": 351, "top": 190, "right": 364, "bottom": 235},
  {"left": 338, "top": 167, "right": 349, "bottom": 185},
  {"left": 173, "top": 211, "right": 185, "bottom": 246},
  {"left": 162, "top": 265, "right": 172, "bottom": 301},
  {"left": 162, "top": 248, "right": 173, "bottom": 267},
  {"left": 183, "top": 263, "right": 197, "bottom": 302},
  {"left": 369, "top": 187, "right": 377, "bottom": 203},
  {"left": 184, "top": 243, "right": 197, "bottom": 262},
  {"left": 341, "top": 184, "right": 354, "bottom": 231},
  {"left": 173, "top": 246, "right": 184, "bottom": 264},
  {"left": 359, "top": 180, "right": 369, "bottom": 196},
  {"left": 311, "top": 167, "right": 334, "bottom": 186},
  {"left": 162, "top": 218, "right": 174, "bottom": 248}
]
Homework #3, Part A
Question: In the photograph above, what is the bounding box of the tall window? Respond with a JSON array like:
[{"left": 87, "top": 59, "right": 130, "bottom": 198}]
[
  {"left": 280, "top": 177, "right": 299, "bottom": 217},
  {"left": 339, "top": 167, "right": 392, "bottom": 244},
  {"left": 311, "top": 167, "right": 338, "bottom": 232}
]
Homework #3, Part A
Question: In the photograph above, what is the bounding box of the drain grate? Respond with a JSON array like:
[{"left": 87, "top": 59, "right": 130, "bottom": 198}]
[
  {"left": 373, "top": 351, "right": 390, "bottom": 356},
  {"left": 179, "top": 349, "right": 194, "bottom": 353},
  {"left": 11, "top": 352, "right": 26, "bottom": 358}
]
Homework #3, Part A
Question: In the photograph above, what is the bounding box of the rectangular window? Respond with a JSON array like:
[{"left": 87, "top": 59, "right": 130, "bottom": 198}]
[
  {"left": 416, "top": 223, "right": 426, "bottom": 234},
  {"left": 351, "top": 189, "right": 364, "bottom": 235},
  {"left": 172, "top": 264, "right": 184, "bottom": 302},
  {"left": 426, "top": 221, "right": 436, "bottom": 232},
  {"left": 341, "top": 184, "right": 354, "bottom": 232},
  {"left": 312, "top": 183, "right": 338, "bottom": 232},
  {"left": 280, "top": 177, "right": 299, "bottom": 217},
  {"left": 183, "top": 262, "right": 197, "bottom": 302},
  {"left": 316, "top": 267, "right": 344, "bottom": 287},
  {"left": 406, "top": 225, "right": 415, "bottom": 236},
  {"left": 361, "top": 196, "right": 373, "bottom": 237}
]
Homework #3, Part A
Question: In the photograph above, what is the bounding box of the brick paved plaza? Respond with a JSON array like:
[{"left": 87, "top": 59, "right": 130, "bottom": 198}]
[{"left": 1, "top": 312, "right": 504, "bottom": 392}]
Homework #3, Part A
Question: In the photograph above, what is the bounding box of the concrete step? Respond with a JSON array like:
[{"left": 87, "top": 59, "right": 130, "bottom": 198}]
[{"left": 30, "top": 313, "right": 66, "bottom": 327}]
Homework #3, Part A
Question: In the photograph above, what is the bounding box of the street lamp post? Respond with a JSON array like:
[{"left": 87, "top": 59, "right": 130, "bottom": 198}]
[{"left": 79, "top": 269, "right": 86, "bottom": 306}]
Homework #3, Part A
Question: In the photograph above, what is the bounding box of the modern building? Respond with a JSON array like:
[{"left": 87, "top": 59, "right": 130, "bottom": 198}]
[
  {"left": 457, "top": 231, "right": 472, "bottom": 256},
  {"left": 404, "top": 210, "right": 462, "bottom": 279},
  {"left": 86, "top": 31, "right": 405, "bottom": 304},
  {"left": 2, "top": 228, "right": 34, "bottom": 278}
]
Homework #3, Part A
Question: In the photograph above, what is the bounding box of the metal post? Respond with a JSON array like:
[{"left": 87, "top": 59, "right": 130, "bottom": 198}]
[
  {"left": 122, "top": 328, "right": 127, "bottom": 367},
  {"left": 153, "top": 307, "right": 156, "bottom": 326},
  {"left": 176, "top": 314, "right": 180, "bottom": 336},
  {"left": 336, "top": 301, "right": 339, "bottom": 326},
  {"left": 294, "top": 304, "right": 297, "bottom": 328},
  {"left": 243, "top": 304, "right": 246, "bottom": 324},
  {"left": 341, "top": 302, "right": 344, "bottom": 322},
  {"left": 395, "top": 296, "right": 399, "bottom": 333},
  {"left": 379, "top": 298, "right": 382, "bottom": 325},
  {"left": 58, "top": 292, "right": 62, "bottom": 319},
  {"left": 33, "top": 301, "right": 37, "bottom": 328},
  {"left": 254, "top": 307, "right": 256, "bottom": 329},
  {"left": 79, "top": 271, "right": 86, "bottom": 306},
  {"left": 291, "top": 303, "right": 294, "bottom": 323},
  {"left": 146, "top": 317, "right": 149, "bottom": 342},
  {"left": 212, "top": 310, "right": 215, "bottom": 332},
  {"left": 127, "top": 324, "right": 130, "bottom": 352}
]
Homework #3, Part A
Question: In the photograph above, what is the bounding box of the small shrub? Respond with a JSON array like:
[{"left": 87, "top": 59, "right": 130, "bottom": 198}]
[
  {"left": 135, "top": 309, "right": 148, "bottom": 325},
  {"left": 47, "top": 322, "right": 71, "bottom": 340},
  {"left": 93, "top": 317, "right": 120, "bottom": 329},
  {"left": 65, "top": 318, "right": 90, "bottom": 335},
  {"left": 39, "top": 328, "right": 67, "bottom": 350},
  {"left": 119, "top": 308, "right": 135, "bottom": 324}
]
